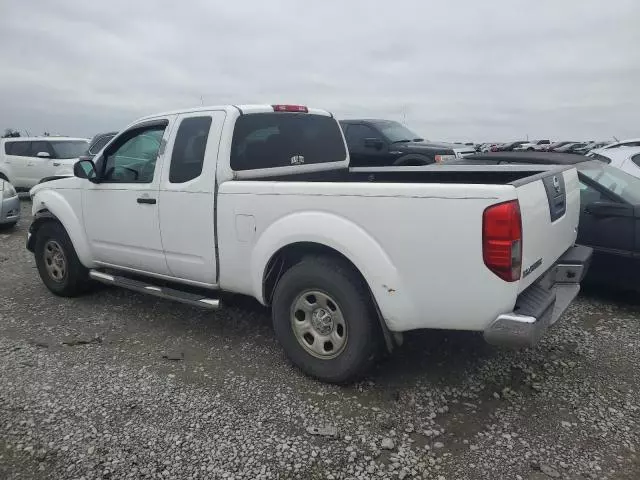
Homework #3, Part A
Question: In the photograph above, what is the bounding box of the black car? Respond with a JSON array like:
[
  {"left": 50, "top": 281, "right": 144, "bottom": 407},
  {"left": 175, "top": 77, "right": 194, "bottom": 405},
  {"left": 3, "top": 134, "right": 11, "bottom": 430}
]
[
  {"left": 497, "top": 141, "right": 528, "bottom": 151},
  {"left": 339, "top": 119, "right": 456, "bottom": 166},
  {"left": 448, "top": 151, "right": 640, "bottom": 290},
  {"left": 78, "top": 131, "right": 118, "bottom": 162}
]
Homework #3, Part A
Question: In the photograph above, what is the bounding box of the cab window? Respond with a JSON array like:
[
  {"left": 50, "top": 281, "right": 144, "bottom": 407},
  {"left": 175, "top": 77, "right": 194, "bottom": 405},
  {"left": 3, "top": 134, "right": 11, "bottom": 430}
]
[
  {"left": 102, "top": 125, "right": 165, "bottom": 183},
  {"left": 169, "top": 116, "right": 212, "bottom": 183}
]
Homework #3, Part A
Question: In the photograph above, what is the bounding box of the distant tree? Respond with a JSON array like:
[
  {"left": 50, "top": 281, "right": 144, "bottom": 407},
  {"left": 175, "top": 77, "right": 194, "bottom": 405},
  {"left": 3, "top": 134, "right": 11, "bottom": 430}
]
[{"left": 2, "top": 128, "right": 21, "bottom": 138}]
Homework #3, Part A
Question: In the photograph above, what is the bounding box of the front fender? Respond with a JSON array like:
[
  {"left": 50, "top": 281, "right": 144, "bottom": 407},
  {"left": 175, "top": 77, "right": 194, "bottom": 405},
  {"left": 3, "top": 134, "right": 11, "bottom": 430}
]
[
  {"left": 250, "top": 211, "right": 411, "bottom": 330},
  {"left": 31, "top": 189, "right": 94, "bottom": 267}
]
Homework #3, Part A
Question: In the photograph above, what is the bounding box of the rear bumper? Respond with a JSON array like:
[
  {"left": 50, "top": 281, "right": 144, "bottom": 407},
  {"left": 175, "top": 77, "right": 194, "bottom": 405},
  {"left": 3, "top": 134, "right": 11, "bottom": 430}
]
[{"left": 484, "top": 245, "right": 592, "bottom": 348}]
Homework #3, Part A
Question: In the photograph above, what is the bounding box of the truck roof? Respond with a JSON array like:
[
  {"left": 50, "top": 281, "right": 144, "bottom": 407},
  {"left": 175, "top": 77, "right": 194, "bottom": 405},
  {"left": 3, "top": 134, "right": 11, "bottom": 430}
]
[{"left": 136, "top": 105, "right": 333, "bottom": 123}]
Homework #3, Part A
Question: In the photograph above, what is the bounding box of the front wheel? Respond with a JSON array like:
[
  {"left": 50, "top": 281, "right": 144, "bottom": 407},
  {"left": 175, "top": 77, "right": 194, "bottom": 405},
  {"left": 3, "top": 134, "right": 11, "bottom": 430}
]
[
  {"left": 34, "top": 222, "right": 90, "bottom": 297},
  {"left": 271, "top": 255, "right": 380, "bottom": 383}
]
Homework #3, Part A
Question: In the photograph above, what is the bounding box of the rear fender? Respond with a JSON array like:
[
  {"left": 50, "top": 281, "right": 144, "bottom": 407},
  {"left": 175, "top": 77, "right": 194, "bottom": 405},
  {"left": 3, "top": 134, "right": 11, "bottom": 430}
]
[
  {"left": 251, "top": 211, "right": 410, "bottom": 330},
  {"left": 30, "top": 189, "right": 94, "bottom": 267}
]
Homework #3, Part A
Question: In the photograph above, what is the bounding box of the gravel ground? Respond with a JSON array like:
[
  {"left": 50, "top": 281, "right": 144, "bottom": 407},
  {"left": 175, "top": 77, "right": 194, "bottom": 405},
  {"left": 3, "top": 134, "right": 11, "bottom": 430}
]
[{"left": 1, "top": 200, "right": 639, "bottom": 479}]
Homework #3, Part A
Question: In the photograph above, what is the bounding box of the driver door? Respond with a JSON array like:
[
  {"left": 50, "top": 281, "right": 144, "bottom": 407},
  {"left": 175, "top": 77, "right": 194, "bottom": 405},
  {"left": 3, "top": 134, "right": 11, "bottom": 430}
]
[{"left": 82, "top": 117, "right": 175, "bottom": 275}]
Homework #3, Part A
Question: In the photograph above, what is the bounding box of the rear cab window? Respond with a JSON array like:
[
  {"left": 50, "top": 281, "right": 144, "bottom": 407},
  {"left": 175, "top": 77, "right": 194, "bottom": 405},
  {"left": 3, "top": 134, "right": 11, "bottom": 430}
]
[{"left": 230, "top": 112, "right": 347, "bottom": 171}]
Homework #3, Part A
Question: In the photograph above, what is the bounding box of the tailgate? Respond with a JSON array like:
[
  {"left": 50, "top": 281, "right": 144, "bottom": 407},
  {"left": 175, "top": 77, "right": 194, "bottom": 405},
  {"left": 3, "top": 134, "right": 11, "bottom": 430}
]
[{"left": 515, "top": 166, "right": 580, "bottom": 292}]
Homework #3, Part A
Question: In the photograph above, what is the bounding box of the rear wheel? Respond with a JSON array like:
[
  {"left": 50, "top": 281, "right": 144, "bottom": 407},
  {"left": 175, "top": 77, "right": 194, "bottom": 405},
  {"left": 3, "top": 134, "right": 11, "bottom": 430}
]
[
  {"left": 34, "top": 222, "right": 89, "bottom": 297},
  {"left": 271, "top": 255, "right": 380, "bottom": 383}
]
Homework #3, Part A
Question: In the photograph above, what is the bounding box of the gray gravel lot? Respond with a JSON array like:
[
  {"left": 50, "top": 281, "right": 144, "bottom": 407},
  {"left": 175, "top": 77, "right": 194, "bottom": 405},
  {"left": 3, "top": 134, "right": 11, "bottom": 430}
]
[{"left": 1, "top": 200, "right": 639, "bottom": 479}]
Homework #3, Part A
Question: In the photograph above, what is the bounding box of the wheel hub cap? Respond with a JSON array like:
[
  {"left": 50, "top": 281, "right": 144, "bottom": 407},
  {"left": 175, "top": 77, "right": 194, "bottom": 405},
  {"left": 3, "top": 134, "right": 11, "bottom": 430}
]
[
  {"left": 43, "top": 240, "right": 67, "bottom": 282},
  {"left": 311, "top": 308, "right": 334, "bottom": 335},
  {"left": 291, "top": 290, "right": 348, "bottom": 359}
]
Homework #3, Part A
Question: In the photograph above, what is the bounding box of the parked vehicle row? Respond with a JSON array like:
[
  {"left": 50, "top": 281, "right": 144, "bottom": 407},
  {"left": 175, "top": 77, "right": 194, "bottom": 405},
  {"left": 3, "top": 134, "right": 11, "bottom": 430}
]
[
  {"left": 474, "top": 140, "right": 614, "bottom": 156},
  {"left": 25, "top": 104, "right": 590, "bottom": 383}
]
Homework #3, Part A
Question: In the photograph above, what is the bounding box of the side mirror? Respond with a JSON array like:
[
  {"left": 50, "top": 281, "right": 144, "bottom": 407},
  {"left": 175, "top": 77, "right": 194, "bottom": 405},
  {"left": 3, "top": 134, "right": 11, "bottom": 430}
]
[
  {"left": 36, "top": 151, "right": 51, "bottom": 158},
  {"left": 585, "top": 201, "right": 633, "bottom": 218},
  {"left": 364, "top": 138, "right": 384, "bottom": 150},
  {"left": 74, "top": 159, "right": 98, "bottom": 183}
]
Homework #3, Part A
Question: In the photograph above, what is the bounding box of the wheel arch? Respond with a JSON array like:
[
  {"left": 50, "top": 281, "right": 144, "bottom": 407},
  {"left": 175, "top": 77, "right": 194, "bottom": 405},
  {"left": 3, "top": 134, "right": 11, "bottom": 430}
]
[
  {"left": 250, "top": 211, "right": 408, "bottom": 348},
  {"left": 262, "top": 241, "right": 397, "bottom": 352},
  {"left": 29, "top": 190, "right": 94, "bottom": 267}
]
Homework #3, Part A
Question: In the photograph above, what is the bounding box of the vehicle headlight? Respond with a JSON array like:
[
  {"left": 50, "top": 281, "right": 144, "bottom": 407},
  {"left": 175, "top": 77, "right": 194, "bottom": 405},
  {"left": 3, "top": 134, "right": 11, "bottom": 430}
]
[{"left": 2, "top": 182, "right": 17, "bottom": 199}]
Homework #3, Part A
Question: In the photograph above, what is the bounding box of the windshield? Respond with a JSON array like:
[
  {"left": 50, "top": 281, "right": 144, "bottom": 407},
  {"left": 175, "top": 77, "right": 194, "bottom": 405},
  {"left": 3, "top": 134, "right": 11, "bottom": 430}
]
[
  {"left": 577, "top": 160, "right": 640, "bottom": 204},
  {"left": 373, "top": 121, "right": 423, "bottom": 142},
  {"left": 50, "top": 140, "right": 89, "bottom": 159}
]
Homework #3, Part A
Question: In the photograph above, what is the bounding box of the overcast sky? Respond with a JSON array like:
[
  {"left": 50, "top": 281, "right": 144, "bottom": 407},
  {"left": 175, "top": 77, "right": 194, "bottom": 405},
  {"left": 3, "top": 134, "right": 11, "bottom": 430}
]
[{"left": 1, "top": 0, "right": 638, "bottom": 142}]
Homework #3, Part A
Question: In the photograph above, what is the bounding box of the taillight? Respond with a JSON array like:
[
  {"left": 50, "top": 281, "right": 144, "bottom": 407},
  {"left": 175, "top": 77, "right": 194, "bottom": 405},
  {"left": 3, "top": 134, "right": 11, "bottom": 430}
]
[
  {"left": 483, "top": 200, "right": 522, "bottom": 282},
  {"left": 272, "top": 105, "right": 308, "bottom": 113}
]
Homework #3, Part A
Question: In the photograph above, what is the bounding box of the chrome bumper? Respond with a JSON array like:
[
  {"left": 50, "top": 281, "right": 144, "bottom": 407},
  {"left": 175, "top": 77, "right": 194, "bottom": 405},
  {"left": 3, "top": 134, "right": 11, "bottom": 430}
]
[{"left": 484, "top": 245, "right": 592, "bottom": 348}]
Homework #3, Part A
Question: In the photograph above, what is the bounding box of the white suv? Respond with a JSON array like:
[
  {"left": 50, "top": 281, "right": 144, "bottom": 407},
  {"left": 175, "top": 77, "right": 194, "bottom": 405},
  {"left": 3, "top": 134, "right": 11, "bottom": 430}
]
[{"left": 0, "top": 137, "right": 89, "bottom": 190}]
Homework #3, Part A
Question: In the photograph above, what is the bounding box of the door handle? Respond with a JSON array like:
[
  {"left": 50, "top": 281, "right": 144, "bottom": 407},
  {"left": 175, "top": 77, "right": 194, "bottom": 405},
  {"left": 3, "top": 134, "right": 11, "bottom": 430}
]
[{"left": 137, "top": 197, "right": 156, "bottom": 204}]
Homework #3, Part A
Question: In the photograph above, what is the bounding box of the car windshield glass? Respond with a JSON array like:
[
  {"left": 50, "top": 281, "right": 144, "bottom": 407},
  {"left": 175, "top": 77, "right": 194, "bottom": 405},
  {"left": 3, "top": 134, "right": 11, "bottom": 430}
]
[
  {"left": 373, "top": 121, "right": 423, "bottom": 143},
  {"left": 50, "top": 140, "right": 89, "bottom": 159},
  {"left": 577, "top": 160, "right": 640, "bottom": 203}
]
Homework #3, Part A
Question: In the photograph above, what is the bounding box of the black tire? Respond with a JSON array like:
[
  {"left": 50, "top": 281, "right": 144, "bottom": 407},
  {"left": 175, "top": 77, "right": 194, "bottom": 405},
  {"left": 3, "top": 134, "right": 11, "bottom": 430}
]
[
  {"left": 34, "top": 222, "right": 90, "bottom": 297},
  {"left": 271, "top": 255, "right": 380, "bottom": 383}
]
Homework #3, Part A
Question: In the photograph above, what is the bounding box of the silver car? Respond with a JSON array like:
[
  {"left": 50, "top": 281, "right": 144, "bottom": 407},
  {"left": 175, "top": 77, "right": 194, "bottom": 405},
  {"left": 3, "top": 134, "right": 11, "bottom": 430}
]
[{"left": 0, "top": 178, "right": 20, "bottom": 228}]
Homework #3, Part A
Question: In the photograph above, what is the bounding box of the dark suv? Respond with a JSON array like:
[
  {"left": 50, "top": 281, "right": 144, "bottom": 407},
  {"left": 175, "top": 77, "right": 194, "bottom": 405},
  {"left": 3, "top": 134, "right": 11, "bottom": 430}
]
[
  {"left": 339, "top": 119, "right": 456, "bottom": 166},
  {"left": 78, "top": 131, "right": 118, "bottom": 162}
]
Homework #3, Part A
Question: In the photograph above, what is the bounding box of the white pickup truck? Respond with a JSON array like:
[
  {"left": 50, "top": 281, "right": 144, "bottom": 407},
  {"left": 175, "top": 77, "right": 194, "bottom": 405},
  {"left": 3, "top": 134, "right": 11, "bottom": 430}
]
[{"left": 27, "top": 104, "right": 591, "bottom": 383}]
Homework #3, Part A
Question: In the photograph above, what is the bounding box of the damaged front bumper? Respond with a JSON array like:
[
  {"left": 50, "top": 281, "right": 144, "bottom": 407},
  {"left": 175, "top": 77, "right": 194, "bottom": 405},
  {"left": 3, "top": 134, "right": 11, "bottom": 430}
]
[{"left": 484, "top": 245, "right": 592, "bottom": 348}]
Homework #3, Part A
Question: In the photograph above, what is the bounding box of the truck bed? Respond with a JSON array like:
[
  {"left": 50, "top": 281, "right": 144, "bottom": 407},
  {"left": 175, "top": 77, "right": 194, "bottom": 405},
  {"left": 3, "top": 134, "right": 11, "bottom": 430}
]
[
  {"left": 218, "top": 164, "right": 580, "bottom": 334},
  {"left": 237, "top": 164, "right": 572, "bottom": 186}
]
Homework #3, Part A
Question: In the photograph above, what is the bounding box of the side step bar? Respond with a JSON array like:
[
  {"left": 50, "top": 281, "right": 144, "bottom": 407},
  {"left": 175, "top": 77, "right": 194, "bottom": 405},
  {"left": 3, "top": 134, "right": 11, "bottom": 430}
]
[{"left": 89, "top": 270, "right": 220, "bottom": 310}]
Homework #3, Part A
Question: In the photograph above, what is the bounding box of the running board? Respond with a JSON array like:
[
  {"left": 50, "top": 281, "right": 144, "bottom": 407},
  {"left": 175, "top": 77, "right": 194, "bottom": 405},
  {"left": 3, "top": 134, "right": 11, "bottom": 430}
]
[{"left": 89, "top": 270, "right": 220, "bottom": 310}]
